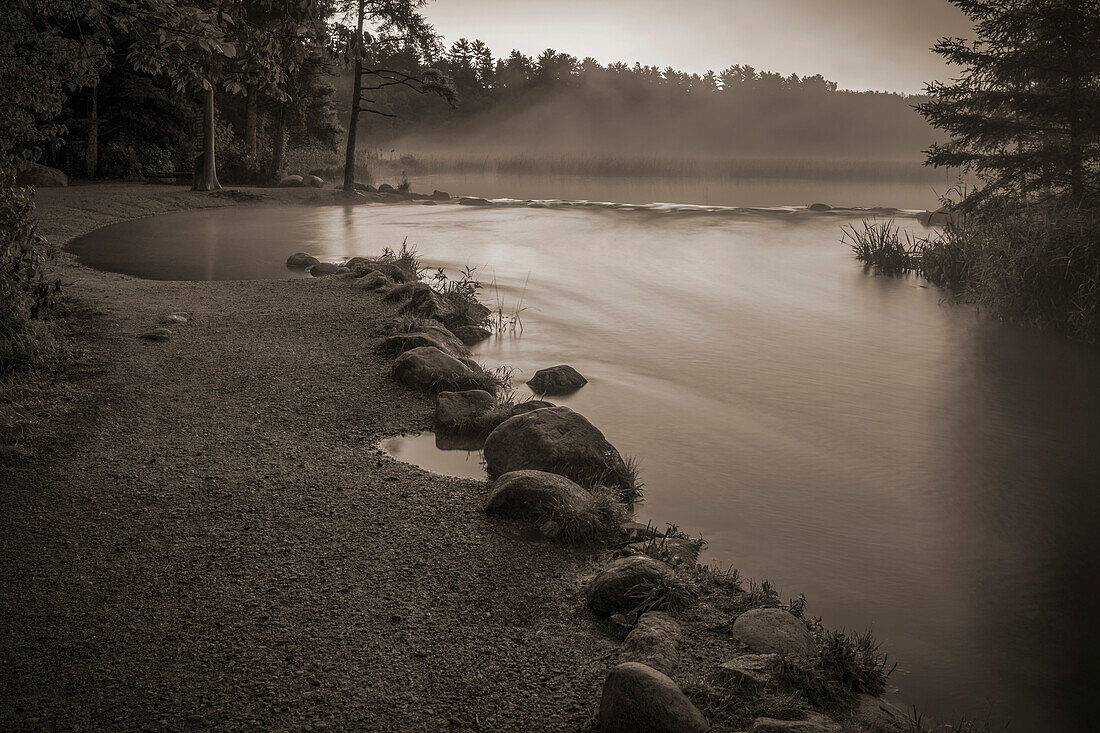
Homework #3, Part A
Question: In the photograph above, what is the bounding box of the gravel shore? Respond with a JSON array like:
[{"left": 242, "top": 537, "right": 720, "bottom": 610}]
[{"left": 0, "top": 184, "right": 613, "bottom": 731}]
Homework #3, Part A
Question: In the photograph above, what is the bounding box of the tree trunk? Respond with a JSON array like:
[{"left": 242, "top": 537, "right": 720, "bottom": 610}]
[
  {"left": 271, "top": 100, "right": 286, "bottom": 181},
  {"left": 342, "top": 0, "right": 366, "bottom": 192},
  {"left": 245, "top": 84, "right": 258, "bottom": 160},
  {"left": 193, "top": 86, "right": 221, "bottom": 191},
  {"left": 85, "top": 84, "right": 98, "bottom": 178}
]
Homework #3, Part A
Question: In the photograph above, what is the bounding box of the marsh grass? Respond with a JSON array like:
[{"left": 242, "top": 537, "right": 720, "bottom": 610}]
[
  {"left": 845, "top": 202, "right": 1100, "bottom": 341},
  {"left": 380, "top": 237, "right": 422, "bottom": 280},
  {"left": 624, "top": 572, "right": 699, "bottom": 614},
  {"left": 554, "top": 485, "right": 631, "bottom": 545}
]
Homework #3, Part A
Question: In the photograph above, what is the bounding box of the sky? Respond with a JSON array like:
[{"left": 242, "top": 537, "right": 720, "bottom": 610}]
[{"left": 426, "top": 0, "right": 973, "bottom": 94}]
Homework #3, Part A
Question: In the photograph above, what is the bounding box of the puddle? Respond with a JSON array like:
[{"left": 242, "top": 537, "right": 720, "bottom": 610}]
[{"left": 378, "top": 431, "right": 488, "bottom": 480}]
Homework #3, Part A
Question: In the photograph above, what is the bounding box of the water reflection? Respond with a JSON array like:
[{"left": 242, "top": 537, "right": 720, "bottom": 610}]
[{"left": 378, "top": 431, "right": 487, "bottom": 480}]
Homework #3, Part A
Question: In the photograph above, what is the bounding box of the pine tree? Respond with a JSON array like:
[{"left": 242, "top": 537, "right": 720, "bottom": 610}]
[{"left": 917, "top": 0, "right": 1100, "bottom": 204}]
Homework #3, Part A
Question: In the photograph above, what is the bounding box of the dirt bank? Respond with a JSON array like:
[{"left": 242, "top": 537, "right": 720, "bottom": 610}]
[{"left": 0, "top": 183, "right": 613, "bottom": 731}]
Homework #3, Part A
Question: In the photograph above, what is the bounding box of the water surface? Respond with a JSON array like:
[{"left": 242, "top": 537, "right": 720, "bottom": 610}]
[{"left": 69, "top": 192, "right": 1100, "bottom": 732}]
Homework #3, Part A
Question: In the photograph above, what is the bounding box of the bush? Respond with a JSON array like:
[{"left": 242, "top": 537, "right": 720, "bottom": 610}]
[{"left": 0, "top": 169, "right": 60, "bottom": 374}]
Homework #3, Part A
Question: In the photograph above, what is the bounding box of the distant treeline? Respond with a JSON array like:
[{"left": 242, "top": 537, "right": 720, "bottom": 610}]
[{"left": 350, "top": 41, "right": 939, "bottom": 164}]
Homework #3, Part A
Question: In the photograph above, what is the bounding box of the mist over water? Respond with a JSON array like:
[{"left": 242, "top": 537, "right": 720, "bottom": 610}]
[{"left": 69, "top": 179, "right": 1100, "bottom": 732}]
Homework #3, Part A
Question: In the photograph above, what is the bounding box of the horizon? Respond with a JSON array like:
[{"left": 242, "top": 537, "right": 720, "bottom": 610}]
[{"left": 427, "top": 0, "right": 974, "bottom": 94}]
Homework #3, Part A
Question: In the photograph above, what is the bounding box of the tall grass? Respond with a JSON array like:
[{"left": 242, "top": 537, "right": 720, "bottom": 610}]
[{"left": 844, "top": 201, "right": 1100, "bottom": 341}]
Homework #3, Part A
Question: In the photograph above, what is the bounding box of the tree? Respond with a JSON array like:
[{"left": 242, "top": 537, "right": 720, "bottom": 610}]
[
  {"left": 336, "top": 0, "right": 455, "bottom": 192},
  {"left": 917, "top": 0, "right": 1100, "bottom": 204}
]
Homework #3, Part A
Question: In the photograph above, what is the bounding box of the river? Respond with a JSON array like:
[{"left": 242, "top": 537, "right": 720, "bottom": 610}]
[{"left": 69, "top": 180, "right": 1100, "bottom": 731}]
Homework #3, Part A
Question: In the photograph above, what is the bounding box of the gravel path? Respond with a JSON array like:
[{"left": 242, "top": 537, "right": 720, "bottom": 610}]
[{"left": 1, "top": 184, "right": 614, "bottom": 731}]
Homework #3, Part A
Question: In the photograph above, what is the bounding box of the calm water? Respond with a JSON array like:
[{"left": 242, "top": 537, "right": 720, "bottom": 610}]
[{"left": 69, "top": 184, "right": 1100, "bottom": 731}]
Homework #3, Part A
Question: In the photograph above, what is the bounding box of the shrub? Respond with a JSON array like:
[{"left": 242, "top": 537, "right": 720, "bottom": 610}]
[{"left": 1, "top": 171, "right": 60, "bottom": 375}]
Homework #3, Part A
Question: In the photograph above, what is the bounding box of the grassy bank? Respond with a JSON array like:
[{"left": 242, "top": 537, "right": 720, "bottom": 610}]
[{"left": 845, "top": 201, "right": 1100, "bottom": 342}]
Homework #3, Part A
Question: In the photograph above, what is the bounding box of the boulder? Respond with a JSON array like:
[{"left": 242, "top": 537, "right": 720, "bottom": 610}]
[
  {"left": 286, "top": 252, "right": 320, "bottom": 269},
  {"left": 587, "top": 555, "right": 676, "bottom": 616},
  {"left": 16, "top": 163, "right": 67, "bottom": 187},
  {"left": 618, "top": 612, "right": 681, "bottom": 677},
  {"left": 526, "top": 364, "right": 588, "bottom": 395},
  {"left": 333, "top": 267, "right": 352, "bottom": 275},
  {"left": 851, "top": 694, "right": 910, "bottom": 732},
  {"left": 458, "top": 196, "right": 491, "bottom": 206},
  {"left": 354, "top": 182, "right": 377, "bottom": 192},
  {"left": 477, "top": 400, "right": 556, "bottom": 436},
  {"left": 400, "top": 287, "right": 489, "bottom": 331},
  {"left": 622, "top": 521, "right": 665, "bottom": 543},
  {"left": 808, "top": 203, "right": 832, "bottom": 212},
  {"left": 750, "top": 712, "right": 841, "bottom": 732},
  {"left": 430, "top": 189, "right": 451, "bottom": 201},
  {"left": 434, "top": 390, "right": 496, "bottom": 432},
  {"left": 391, "top": 346, "right": 491, "bottom": 393},
  {"left": 377, "top": 182, "right": 395, "bottom": 192},
  {"left": 309, "top": 262, "right": 339, "bottom": 277},
  {"left": 159, "top": 314, "right": 188, "bottom": 325},
  {"left": 384, "top": 281, "right": 433, "bottom": 302},
  {"left": 484, "top": 470, "right": 600, "bottom": 531},
  {"left": 452, "top": 325, "right": 492, "bottom": 345},
  {"left": 344, "top": 256, "right": 371, "bottom": 269},
  {"left": 712, "top": 653, "right": 781, "bottom": 691},
  {"left": 379, "top": 325, "right": 469, "bottom": 359},
  {"left": 369, "top": 262, "right": 417, "bottom": 283},
  {"left": 278, "top": 174, "right": 304, "bottom": 187},
  {"left": 598, "top": 662, "right": 709, "bottom": 733},
  {"left": 731, "top": 608, "right": 816, "bottom": 658},
  {"left": 303, "top": 174, "right": 324, "bottom": 188},
  {"left": 483, "top": 406, "right": 632, "bottom": 494},
  {"left": 354, "top": 271, "right": 394, "bottom": 291}
]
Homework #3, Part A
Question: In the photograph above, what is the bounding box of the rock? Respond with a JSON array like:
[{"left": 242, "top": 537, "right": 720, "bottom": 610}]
[
  {"left": 379, "top": 326, "right": 469, "bottom": 359},
  {"left": 476, "top": 400, "right": 556, "bottom": 436},
  {"left": 278, "top": 174, "right": 304, "bottom": 187},
  {"left": 851, "top": 694, "right": 910, "bottom": 732},
  {"left": 354, "top": 272, "right": 394, "bottom": 291},
  {"left": 354, "top": 182, "right": 376, "bottom": 192},
  {"left": 587, "top": 556, "right": 677, "bottom": 616},
  {"left": 485, "top": 470, "right": 599, "bottom": 531},
  {"left": 369, "top": 262, "right": 417, "bottom": 283},
  {"left": 808, "top": 203, "right": 832, "bottom": 212},
  {"left": 309, "top": 262, "right": 339, "bottom": 277},
  {"left": 303, "top": 174, "right": 324, "bottom": 188},
  {"left": 344, "top": 256, "right": 372, "bottom": 269},
  {"left": 399, "top": 287, "right": 489, "bottom": 331},
  {"left": 391, "top": 346, "right": 490, "bottom": 393},
  {"left": 526, "top": 364, "right": 588, "bottom": 395},
  {"left": 619, "top": 612, "right": 681, "bottom": 677},
  {"left": 458, "top": 196, "right": 491, "bottom": 206},
  {"left": 431, "top": 189, "right": 451, "bottom": 201},
  {"left": 434, "top": 390, "right": 496, "bottom": 432},
  {"left": 286, "top": 252, "right": 320, "bottom": 269},
  {"left": 628, "top": 537, "right": 699, "bottom": 566},
  {"left": 750, "top": 712, "right": 841, "bottom": 732},
  {"left": 377, "top": 183, "right": 396, "bottom": 192},
  {"left": 384, "top": 281, "right": 432, "bottom": 302},
  {"left": 622, "top": 521, "right": 665, "bottom": 542},
  {"left": 139, "top": 328, "right": 172, "bottom": 341},
  {"left": 712, "top": 653, "right": 781, "bottom": 691},
  {"left": 421, "top": 200, "right": 437, "bottom": 206},
  {"left": 731, "top": 608, "right": 816, "bottom": 658},
  {"left": 483, "top": 406, "right": 633, "bottom": 494},
  {"left": 452, "top": 325, "right": 492, "bottom": 345},
  {"left": 598, "top": 662, "right": 709, "bottom": 733},
  {"left": 159, "top": 314, "right": 188, "bottom": 325},
  {"left": 16, "top": 163, "right": 67, "bottom": 187},
  {"left": 333, "top": 267, "right": 352, "bottom": 275}
]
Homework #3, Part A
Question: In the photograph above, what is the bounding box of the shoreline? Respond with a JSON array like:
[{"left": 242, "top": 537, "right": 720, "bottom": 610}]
[{"left": 6, "top": 181, "right": 921, "bottom": 731}]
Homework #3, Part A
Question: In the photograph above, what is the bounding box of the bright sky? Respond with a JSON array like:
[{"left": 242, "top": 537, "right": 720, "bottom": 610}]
[{"left": 426, "top": 0, "right": 972, "bottom": 94}]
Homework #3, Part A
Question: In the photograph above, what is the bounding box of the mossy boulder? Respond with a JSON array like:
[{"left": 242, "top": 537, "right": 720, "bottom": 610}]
[
  {"left": 391, "top": 346, "right": 492, "bottom": 393},
  {"left": 598, "top": 662, "right": 708, "bottom": 733},
  {"left": 731, "top": 607, "right": 816, "bottom": 658},
  {"left": 483, "top": 406, "right": 632, "bottom": 495},
  {"left": 484, "top": 470, "right": 600, "bottom": 533},
  {"left": 587, "top": 555, "right": 676, "bottom": 616},
  {"left": 434, "top": 390, "right": 496, "bottom": 432},
  {"left": 453, "top": 325, "right": 492, "bottom": 345},
  {"left": 526, "top": 364, "right": 588, "bottom": 395}
]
